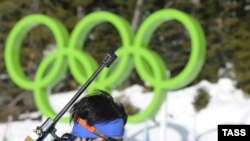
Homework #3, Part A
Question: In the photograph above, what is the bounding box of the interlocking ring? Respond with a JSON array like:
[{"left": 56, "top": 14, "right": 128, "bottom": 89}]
[{"left": 5, "top": 8, "right": 206, "bottom": 123}]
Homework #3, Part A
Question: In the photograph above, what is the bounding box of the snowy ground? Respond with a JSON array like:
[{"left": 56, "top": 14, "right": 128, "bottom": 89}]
[{"left": 1, "top": 78, "right": 250, "bottom": 141}]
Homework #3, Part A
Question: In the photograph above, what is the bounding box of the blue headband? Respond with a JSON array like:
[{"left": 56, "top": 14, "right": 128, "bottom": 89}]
[{"left": 72, "top": 118, "right": 125, "bottom": 138}]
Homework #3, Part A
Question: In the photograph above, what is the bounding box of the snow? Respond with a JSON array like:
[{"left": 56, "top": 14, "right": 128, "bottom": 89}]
[{"left": 1, "top": 78, "right": 250, "bottom": 141}]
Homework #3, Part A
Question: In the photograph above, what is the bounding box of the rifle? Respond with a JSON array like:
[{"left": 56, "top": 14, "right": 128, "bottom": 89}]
[{"left": 24, "top": 46, "right": 118, "bottom": 141}]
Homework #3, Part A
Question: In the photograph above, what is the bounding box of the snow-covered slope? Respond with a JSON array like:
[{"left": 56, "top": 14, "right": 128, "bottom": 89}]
[{"left": 1, "top": 78, "right": 250, "bottom": 141}]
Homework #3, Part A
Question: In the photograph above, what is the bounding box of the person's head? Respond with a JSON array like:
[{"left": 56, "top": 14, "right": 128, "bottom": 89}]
[{"left": 69, "top": 90, "right": 127, "bottom": 141}]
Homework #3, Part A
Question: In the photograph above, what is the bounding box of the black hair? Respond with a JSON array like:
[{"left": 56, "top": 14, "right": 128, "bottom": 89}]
[{"left": 70, "top": 90, "right": 127, "bottom": 125}]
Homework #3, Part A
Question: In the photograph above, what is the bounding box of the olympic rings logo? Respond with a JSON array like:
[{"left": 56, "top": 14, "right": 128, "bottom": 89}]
[{"left": 5, "top": 8, "right": 206, "bottom": 123}]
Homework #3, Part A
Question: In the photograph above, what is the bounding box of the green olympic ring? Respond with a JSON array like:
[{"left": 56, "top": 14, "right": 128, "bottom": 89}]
[{"left": 5, "top": 8, "right": 206, "bottom": 123}]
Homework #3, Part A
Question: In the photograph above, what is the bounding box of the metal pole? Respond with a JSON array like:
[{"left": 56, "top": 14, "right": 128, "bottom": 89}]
[{"left": 160, "top": 94, "right": 167, "bottom": 141}]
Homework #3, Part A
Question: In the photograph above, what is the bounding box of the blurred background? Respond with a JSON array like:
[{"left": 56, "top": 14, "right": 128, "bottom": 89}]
[{"left": 0, "top": 0, "right": 250, "bottom": 141}]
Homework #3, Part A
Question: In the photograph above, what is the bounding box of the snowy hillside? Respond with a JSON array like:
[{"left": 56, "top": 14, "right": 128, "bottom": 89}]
[{"left": 1, "top": 78, "right": 250, "bottom": 141}]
